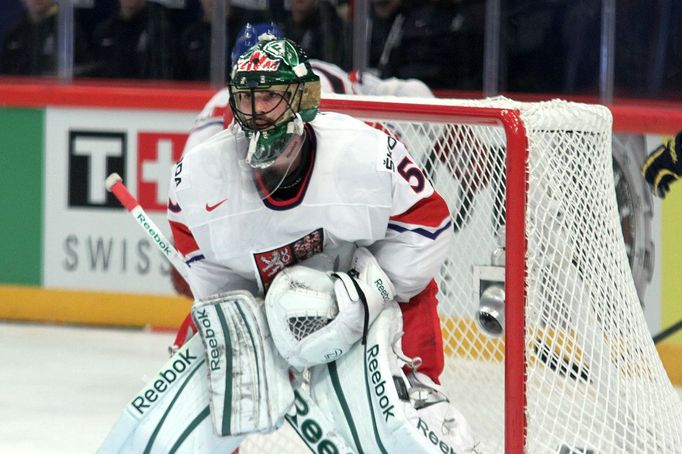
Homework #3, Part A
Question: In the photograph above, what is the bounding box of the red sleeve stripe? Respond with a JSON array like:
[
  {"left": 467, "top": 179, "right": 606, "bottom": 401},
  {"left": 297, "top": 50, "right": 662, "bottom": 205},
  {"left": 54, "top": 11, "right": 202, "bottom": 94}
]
[
  {"left": 211, "top": 106, "right": 227, "bottom": 118},
  {"left": 169, "top": 220, "right": 200, "bottom": 257},
  {"left": 224, "top": 109, "right": 235, "bottom": 128},
  {"left": 389, "top": 191, "right": 450, "bottom": 228}
]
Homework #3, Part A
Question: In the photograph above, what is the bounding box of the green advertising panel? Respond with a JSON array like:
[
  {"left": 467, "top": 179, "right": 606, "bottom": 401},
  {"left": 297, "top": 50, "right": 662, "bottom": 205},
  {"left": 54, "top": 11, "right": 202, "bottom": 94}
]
[{"left": 0, "top": 108, "right": 43, "bottom": 285}]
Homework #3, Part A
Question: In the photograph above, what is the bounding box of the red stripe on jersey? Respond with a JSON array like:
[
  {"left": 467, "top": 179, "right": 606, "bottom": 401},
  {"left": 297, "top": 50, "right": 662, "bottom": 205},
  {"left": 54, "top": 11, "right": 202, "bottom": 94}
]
[
  {"left": 366, "top": 121, "right": 396, "bottom": 138},
  {"left": 169, "top": 220, "right": 200, "bottom": 256},
  {"left": 223, "top": 108, "right": 234, "bottom": 128},
  {"left": 348, "top": 69, "right": 360, "bottom": 85},
  {"left": 389, "top": 191, "right": 450, "bottom": 228},
  {"left": 210, "top": 105, "right": 226, "bottom": 118}
]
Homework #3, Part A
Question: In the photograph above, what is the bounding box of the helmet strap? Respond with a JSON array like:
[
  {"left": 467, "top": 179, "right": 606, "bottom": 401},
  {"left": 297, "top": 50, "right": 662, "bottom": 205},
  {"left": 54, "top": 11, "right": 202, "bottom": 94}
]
[
  {"left": 246, "top": 131, "right": 261, "bottom": 166},
  {"left": 287, "top": 114, "right": 305, "bottom": 136}
]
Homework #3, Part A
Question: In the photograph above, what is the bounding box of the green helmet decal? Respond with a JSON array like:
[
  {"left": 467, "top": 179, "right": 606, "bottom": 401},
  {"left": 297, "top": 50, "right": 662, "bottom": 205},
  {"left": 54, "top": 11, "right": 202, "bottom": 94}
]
[
  {"left": 228, "top": 36, "right": 321, "bottom": 168},
  {"left": 260, "top": 39, "right": 300, "bottom": 68}
]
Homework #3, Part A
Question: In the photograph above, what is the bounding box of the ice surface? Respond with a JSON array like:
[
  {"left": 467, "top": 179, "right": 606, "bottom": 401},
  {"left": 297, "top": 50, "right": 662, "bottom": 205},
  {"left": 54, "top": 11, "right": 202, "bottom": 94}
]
[
  {"left": 0, "top": 322, "right": 170, "bottom": 454},
  {"left": 1, "top": 321, "right": 680, "bottom": 453}
]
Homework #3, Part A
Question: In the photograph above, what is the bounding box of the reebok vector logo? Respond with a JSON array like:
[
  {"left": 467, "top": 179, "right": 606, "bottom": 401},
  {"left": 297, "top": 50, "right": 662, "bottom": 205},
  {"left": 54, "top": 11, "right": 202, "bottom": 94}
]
[
  {"left": 130, "top": 347, "right": 198, "bottom": 416},
  {"left": 205, "top": 199, "right": 227, "bottom": 212}
]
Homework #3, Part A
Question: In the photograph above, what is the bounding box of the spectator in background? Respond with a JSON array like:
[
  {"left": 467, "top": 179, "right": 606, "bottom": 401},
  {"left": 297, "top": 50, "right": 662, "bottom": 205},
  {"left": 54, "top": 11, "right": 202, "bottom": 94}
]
[
  {"left": 0, "top": 1, "right": 25, "bottom": 52},
  {"left": 91, "top": 0, "right": 175, "bottom": 80},
  {"left": 502, "top": 0, "right": 565, "bottom": 93},
  {"left": 0, "top": 0, "right": 90, "bottom": 76},
  {"left": 561, "top": 0, "right": 655, "bottom": 97},
  {"left": 645, "top": 1, "right": 682, "bottom": 99},
  {"left": 369, "top": 0, "right": 407, "bottom": 73},
  {"left": 177, "top": 0, "right": 267, "bottom": 81},
  {"left": 379, "top": 0, "right": 484, "bottom": 90},
  {"left": 280, "top": 0, "right": 348, "bottom": 69}
]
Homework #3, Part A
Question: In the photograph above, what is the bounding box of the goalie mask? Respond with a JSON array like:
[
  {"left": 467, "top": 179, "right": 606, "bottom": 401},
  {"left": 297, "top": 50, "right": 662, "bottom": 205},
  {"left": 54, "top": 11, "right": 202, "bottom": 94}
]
[{"left": 229, "top": 36, "right": 321, "bottom": 195}]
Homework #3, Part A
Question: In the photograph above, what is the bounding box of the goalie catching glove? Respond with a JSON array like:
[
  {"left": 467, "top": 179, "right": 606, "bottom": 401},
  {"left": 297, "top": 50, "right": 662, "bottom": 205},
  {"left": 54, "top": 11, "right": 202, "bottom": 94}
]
[
  {"left": 642, "top": 131, "right": 682, "bottom": 198},
  {"left": 265, "top": 247, "right": 396, "bottom": 369}
]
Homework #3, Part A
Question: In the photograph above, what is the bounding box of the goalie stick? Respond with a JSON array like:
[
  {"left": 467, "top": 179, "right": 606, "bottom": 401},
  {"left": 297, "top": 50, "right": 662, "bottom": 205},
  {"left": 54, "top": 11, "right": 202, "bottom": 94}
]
[
  {"left": 104, "top": 173, "right": 355, "bottom": 454},
  {"left": 105, "top": 173, "right": 191, "bottom": 285}
]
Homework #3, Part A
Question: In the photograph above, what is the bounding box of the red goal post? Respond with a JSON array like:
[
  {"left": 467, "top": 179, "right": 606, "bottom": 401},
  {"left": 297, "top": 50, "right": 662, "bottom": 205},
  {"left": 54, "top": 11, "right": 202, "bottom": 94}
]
[{"left": 320, "top": 96, "right": 530, "bottom": 454}]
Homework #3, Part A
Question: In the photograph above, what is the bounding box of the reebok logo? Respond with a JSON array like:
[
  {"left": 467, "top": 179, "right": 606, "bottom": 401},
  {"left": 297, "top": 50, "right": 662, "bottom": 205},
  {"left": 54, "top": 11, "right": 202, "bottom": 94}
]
[
  {"left": 130, "top": 348, "right": 198, "bottom": 416},
  {"left": 286, "top": 390, "right": 340, "bottom": 453},
  {"left": 367, "top": 343, "right": 396, "bottom": 421},
  {"left": 135, "top": 211, "right": 172, "bottom": 257},
  {"left": 373, "top": 278, "right": 391, "bottom": 303},
  {"left": 205, "top": 199, "right": 227, "bottom": 212},
  {"left": 194, "top": 308, "right": 221, "bottom": 371},
  {"left": 417, "top": 418, "right": 460, "bottom": 454}
]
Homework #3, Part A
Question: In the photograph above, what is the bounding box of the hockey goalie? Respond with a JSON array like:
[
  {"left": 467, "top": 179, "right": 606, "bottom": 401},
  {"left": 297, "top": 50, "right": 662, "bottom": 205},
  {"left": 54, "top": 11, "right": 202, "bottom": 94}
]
[{"left": 99, "top": 35, "right": 477, "bottom": 453}]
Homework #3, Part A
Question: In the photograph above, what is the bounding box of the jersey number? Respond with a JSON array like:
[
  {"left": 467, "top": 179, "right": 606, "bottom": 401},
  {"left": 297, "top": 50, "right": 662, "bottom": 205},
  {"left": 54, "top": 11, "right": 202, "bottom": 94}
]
[{"left": 397, "top": 156, "right": 426, "bottom": 193}]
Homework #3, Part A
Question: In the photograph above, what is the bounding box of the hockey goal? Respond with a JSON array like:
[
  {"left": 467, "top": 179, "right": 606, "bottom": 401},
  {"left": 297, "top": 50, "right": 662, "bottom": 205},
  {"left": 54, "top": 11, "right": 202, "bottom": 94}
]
[{"left": 240, "top": 96, "right": 682, "bottom": 453}]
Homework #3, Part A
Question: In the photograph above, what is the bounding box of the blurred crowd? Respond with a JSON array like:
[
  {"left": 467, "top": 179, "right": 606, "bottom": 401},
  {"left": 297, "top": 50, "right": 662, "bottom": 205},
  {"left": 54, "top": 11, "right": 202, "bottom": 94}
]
[{"left": 1, "top": 0, "right": 681, "bottom": 99}]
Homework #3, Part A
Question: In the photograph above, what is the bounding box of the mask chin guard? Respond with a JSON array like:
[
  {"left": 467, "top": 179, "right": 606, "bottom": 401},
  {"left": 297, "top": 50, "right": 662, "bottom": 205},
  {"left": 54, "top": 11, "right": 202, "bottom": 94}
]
[{"left": 245, "top": 114, "right": 305, "bottom": 169}]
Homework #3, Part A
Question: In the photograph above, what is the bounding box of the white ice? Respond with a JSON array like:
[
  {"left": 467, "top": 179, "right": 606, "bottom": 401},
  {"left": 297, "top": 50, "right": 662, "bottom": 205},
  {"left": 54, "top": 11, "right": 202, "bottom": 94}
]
[
  {"left": 0, "top": 322, "right": 170, "bottom": 454},
  {"left": 1, "top": 321, "right": 680, "bottom": 454}
]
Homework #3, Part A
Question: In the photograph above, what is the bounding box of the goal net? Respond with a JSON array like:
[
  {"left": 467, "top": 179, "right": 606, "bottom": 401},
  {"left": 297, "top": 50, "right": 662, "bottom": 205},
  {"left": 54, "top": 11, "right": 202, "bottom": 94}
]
[{"left": 240, "top": 96, "right": 682, "bottom": 453}]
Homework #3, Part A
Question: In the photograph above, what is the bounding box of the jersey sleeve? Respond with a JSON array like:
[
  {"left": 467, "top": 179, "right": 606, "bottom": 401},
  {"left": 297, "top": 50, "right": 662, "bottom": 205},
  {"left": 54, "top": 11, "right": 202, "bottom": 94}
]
[
  {"left": 309, "top": 59, "right": 357, "bottom": 94},
  {"left": 366, "top": 137, "right": 453, "bottom": 302},
  {"left": 182, "top": 89, "right": 232, "bottom": 156},
  {"left": 167, "top": 160, "right": 256, "bottom": 300}
]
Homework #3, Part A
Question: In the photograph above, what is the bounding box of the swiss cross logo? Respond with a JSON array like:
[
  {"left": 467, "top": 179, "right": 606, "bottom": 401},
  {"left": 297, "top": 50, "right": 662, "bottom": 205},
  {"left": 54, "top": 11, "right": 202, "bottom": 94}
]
[
  {"left": 137, "top": 132, "right": 188, "bottom": 212},
  {"left": 237, "top": 50, "right": 280, "bottom": 72},
  {"left": 253, "top": 229, "right": 324, "bottom": 291}
]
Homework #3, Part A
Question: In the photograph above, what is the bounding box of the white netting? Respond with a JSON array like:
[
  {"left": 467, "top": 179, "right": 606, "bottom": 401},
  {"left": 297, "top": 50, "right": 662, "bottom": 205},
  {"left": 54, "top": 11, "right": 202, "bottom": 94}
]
[{"left": 238, "top": 96, "right": 682, "bottom": 453}]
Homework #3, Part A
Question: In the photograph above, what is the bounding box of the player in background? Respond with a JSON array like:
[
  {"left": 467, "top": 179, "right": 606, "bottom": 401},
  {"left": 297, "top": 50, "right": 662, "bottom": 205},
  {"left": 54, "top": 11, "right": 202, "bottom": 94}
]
[
  {"left": 167, "top": 35, "right": 475, "bottom": 451},
  {"left": 181, "top": 21, "right": 434, "bottom": 153},
  {"left": 642, "top": 131, "right": 682, "bottom": 198}
]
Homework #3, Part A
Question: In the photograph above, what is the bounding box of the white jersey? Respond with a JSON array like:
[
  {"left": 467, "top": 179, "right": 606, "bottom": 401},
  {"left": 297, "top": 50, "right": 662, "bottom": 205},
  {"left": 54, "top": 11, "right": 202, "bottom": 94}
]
[
  {"left": 181, "top": 60, "right": 434, "bottom": 154},
  {"left": 168, "top": 111, "right": 452, "bottom": 302}
]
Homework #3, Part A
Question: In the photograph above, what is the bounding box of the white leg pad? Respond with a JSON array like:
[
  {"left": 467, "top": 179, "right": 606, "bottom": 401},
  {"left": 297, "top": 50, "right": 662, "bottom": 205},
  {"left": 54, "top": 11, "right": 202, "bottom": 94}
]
[
  {"left": 285, "top": 388, "right": 357, "bottom": 453},
  {"left": 308, "top": 302, "right": 479, "bottom": 453},
  {"left": 192, "top": 290, "right": 294, "bottom": 436},
  {"left": 97, "top": 335, "right": 244, "bottom": 453}
]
